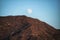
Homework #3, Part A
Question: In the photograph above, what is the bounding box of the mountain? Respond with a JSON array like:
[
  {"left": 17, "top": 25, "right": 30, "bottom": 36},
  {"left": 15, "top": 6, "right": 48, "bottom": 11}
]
[{"left": 0, "top": 15, "right": 60, "bottom": 40}]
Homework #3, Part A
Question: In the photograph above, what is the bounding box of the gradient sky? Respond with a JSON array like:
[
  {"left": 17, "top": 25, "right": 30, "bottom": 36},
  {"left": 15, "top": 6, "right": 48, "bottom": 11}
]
[{"left": 0, "top": 0, "right": 60, "bottom": 29}]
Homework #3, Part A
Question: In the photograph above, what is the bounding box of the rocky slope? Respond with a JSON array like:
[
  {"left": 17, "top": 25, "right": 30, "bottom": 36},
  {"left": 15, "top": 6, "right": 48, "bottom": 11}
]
[{"left": 0, "top": 15, "right": 60, "bottom": 40}]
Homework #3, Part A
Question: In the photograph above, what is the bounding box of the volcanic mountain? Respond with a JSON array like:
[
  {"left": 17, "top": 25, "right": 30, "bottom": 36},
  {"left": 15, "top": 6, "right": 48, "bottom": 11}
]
[{"left": 0, "top": 15, "right": 60, "bottom": 40}]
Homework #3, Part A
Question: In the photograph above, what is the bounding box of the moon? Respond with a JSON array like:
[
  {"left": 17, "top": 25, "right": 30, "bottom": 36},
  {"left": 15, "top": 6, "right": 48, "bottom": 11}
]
[{"left": 27, "top": 8, "right": 32, "bottom": 14}]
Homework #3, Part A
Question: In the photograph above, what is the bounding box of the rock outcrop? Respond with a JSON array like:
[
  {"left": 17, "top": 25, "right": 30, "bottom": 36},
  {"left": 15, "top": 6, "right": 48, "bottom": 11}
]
[{"left": 0, "top": 15, "right": 60, "bottom": 40}]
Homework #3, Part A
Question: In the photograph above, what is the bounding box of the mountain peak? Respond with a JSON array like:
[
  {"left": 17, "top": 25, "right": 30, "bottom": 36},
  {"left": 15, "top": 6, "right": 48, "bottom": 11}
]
[{"left": 0, "top": 15, "right": 60, "bottom": 40}]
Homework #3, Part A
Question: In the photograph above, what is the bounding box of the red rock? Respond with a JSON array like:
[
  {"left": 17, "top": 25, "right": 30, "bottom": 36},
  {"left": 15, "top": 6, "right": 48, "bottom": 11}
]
[{"left": 0, "top": 15, "right": 60, "bottom": 40}]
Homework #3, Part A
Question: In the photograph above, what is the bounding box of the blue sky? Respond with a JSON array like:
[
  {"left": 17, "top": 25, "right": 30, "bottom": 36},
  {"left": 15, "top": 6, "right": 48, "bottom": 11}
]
[{"left": 0, "top": 0, "right": 60, "bottom": 29}]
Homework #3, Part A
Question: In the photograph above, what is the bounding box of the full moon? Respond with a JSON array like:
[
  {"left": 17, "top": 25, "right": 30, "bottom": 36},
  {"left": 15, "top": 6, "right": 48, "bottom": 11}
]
[{"left": 27, "top": 9, "right": 32, "bottom": 14}]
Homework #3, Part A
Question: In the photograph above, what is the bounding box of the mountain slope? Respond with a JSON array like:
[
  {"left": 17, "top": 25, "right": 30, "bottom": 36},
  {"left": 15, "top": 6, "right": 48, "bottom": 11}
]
[{"left": 0, "top": 15, "right": 60, "bottom": 40}]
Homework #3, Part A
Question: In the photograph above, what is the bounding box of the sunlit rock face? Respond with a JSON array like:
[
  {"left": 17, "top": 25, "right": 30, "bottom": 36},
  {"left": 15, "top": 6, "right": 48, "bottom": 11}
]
[{"left": 0, "top": 15, "right": 60, "bottom": 40}]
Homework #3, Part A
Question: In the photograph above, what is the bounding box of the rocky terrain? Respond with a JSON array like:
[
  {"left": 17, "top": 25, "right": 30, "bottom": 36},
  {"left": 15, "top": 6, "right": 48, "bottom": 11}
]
[{"left": 0, "top": 15, "right": 60, "bottom": 40}]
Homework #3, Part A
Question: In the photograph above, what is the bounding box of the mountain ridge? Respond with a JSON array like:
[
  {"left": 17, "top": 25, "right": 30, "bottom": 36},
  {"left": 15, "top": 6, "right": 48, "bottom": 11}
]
[{"left": 0, "top": 15, "right": 60, "bottom": 40}]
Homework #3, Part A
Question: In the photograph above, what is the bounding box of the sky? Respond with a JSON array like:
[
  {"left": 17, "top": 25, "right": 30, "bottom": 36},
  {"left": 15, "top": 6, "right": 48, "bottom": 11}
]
[{"left": 0, "top": 0, "right": 60, "bottom": 29}]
